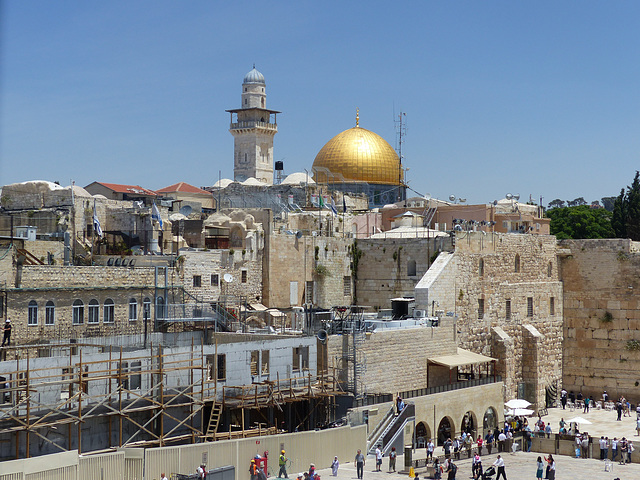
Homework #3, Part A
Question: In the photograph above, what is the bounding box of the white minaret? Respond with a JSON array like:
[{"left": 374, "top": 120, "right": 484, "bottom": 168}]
[{"left": 227, "top": 65, "right": 279, "bottom": 184}]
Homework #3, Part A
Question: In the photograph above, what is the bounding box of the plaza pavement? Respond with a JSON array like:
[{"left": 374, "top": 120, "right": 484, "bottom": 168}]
[{"left": 305, "top": 407, "right": 640, "bottom": 480}]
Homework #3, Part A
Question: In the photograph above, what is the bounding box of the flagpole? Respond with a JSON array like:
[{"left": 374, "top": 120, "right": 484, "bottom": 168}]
[{"left": 91, "top": 199, "right": 95, "bottom": 264}]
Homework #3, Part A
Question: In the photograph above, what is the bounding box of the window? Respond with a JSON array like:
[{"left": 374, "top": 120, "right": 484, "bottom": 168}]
[
  {"left": 129, "top": 298, "right": 138, "bottom": 321},
  {"left": 505, "top": 300, "right": 511, "bottom": 320},
  {"left": 207, "top": 354, "right": 226, "bottom": 381},
  {"left": 143, "top": 298, "right": 151, "bottom": 321},
  {"left": 550, "top": 297, "right": 555, "bottom": 316},
  {"left": 250, "top": 350, "right": 259, "bottom": 376},
  {"left": 261, "top": 350, "right": 269, "bottom": 375},
  {"left": 527, "top": 297, "right": 534, "bottom": 317},
  {"left": 193, "top": 275, "right": 201, "bottom": 287},
  {"left": 88, "top": 299, "right": 99, "bottom": 324},
  {"left": 73, "top": 300, "right": 84, "bottom": 325},
  {"left": 514, "top": 254, "right": 521, "bottom": 273},
  {"left": 548, "top": 262, "right": 553, "bottom": 277},
  {"left": 293, "top": 346, "right": 309, "bottom": 371},
  {"left": 156, "top": 296, "right": 165, "bottom": 319},
  {"left": 129, "top": 361, "right": 142, "bottom": 390},
  {"left": 211, "top": 274, "right": 219, "bottom": 286},
  {"left": 305, "top": 281, "right": 314, "bottom": 304},
  {"left": 407, "top": 260, "right": 417, "bottom": 277},
  {"left": 479, "top": 258, "right": 484, "bottom": 277},
  {"left": 241, "top": 270, "right": 247, "bottom": 283},
  {"left": 478, "top": 298, "right": 484, "bottom": 319},
  {"left": 104, "top": 298, "right": 115, "bottom": 323},
  {"left": 45, "top": 301, "right": 55, "bottom": 325},
  {"left": 343, "top": 276, "right": 352, "bottom": 297},
  {"left": 28, "top": 300, "right": 38, "bottom": 326}
]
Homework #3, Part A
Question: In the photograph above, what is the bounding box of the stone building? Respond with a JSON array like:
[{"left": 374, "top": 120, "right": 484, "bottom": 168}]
[
  {"left": 415, "top": 232, "right": 563, "bottom": 407},
  {"left": 559, "top": 238, "right": 640, "bottom": 400}
]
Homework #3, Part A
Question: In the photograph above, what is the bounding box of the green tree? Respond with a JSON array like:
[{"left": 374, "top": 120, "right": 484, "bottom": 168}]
[
  {"left": 611, "top": 188, "right": 626, "bottom": 238},
  {"left": 547, "top": 205, "right": 614, "bottom": 239},
  {"left": 548, "top": 198, "right": 565, "bottom": 209},
  {"left": 626, "top": 171, "right": 640, "bottom": 240},
  {"left": 601, "top": 196, "right": 617, "bottom": 212}
]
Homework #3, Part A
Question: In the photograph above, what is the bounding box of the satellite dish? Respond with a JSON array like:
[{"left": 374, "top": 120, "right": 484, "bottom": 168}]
[
  {"left": 449, "top": 194, "right": 456, "bottom": 202},
  {"left": 179, "top": 205, "right": 192, "bottom": 216},
  {"left": 223, "top": 273, "right": 233, "bottom": 283},
  {"left": 506, "top": 193, "right": 513, "bottom": 200}
]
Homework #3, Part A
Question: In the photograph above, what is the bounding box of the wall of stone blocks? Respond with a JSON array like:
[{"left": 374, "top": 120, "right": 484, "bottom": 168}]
[
  {"left": 355, "top": 236, "right": 454, "bottom": 309},
  {"left": 416, "top": 232, "right": 563, "bottom": 406},
  {"left": 560, "top": 238, "right": 640, "bottom": 400},
  {"left": 264, "top": 234, "right": 352, "bottom": 309},
  {"left": 326, "top": 322, "right": 457, "bottom": 394}
]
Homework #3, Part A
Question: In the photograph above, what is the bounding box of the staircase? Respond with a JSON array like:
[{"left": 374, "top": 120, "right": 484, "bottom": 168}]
[
  {"left": 344, "top": 332, "right": 367, "bottom": 398},
  {"left": 368, "top": 403, "right": 415, "bottom": 455},
  {"left": 205, "top": 402, "right": 223, "bottom": 440},
  {"left": 367, "top": 404, "right": 395, "bottom": 445}
]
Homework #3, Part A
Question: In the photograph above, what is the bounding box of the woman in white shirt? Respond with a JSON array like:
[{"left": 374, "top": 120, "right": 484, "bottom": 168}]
[{"left": 544, "top": 454, "right": 555, "bottom": 480}]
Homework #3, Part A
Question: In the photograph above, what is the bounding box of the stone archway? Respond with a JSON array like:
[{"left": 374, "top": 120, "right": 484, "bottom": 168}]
[
  {"left": 415, "top": 421, "right": 431, "bottom": 448},
  {"left": 483, "top": 407, "right": 498, "bottom": 435},
  {"left": 461, "top": 410, "right": 478, "bottom": 438},
  {"left": 437, "top": 416, "right": 453, "bottom": 446}
]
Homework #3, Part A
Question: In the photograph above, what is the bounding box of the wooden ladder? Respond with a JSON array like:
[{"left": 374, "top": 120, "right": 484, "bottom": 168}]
[{"left": 206, "top": 402, "right": 223, "bottom": 440}]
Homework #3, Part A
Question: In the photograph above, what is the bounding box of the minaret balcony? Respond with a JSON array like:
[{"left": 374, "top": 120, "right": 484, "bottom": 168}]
[{"left": 230, "top": 120, "right": 278, "bottom": 131}]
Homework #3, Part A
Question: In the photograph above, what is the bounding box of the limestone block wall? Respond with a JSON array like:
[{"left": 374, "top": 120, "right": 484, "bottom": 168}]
[
  {"left": 326, "top": 322, "right": 457, "bottom": 394},
  {"left": 417, "top": 232, "right": 563, "bottom": 406},
  {"left": 23, "top": 240, "right": 67, "bottom": 264},
  {"left": 560, "top": 238, "right": 640, "bottom": 400},
  {"left": 265, "top": 234, "right": 351, "bottom": 309},
  {"left": 355, "top": 236, "right": 454, "bottom": 309}
]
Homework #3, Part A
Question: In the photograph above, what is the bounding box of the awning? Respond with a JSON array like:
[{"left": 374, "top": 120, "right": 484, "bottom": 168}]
[
  {"left": 249, "top": 303, "right": 268, "bottom": 311},
  {"left": 428, "top": 348, "right": 496, "bottom": 369}
]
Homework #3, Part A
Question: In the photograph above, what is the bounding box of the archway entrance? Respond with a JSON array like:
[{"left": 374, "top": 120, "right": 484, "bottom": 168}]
[
  {"left": 415, "top": 421, "right": 431, "bottom": 448},
  {"left": 461, "top": 411, "right": 476, "bottom": 438},
  {"left": 483, "top": 407, "right": 497, "bottom": 435},
  {"left": 437, "top": 417, "right": 452, "bottom": 445}
]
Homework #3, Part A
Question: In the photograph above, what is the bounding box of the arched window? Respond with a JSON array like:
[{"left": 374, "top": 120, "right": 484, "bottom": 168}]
[
  {"left": 479, "top": 258, "right": 484, "bottom": 277},
  {"left": 129, "top": 298, "right": 138, "bottom": 321},
  {"left": 156, "top": 296, "right": 166, "bottom": 319},
  {"left": 45, "top": 301, "right": 55, "bottom": 325},
  {"left": 103, "top": 298, "right": 115, "bottom": 324},
  {"left": 407, "top": 259, "right": 417, "bottom": 277},
  {"left": 73, "top": 300, "right": 84, "bottom": 325},
  {"left": 28, "top": 300, "right": 38, "bottom": 326},
  {"left": 514, "top": 254, "right": 520, "bottom": 273},
  {"left": 143, "top": 297, "right": 151, "bottom": 321},
  {"left": 88, "top": 299, "right": 100, "bottom": 324}
]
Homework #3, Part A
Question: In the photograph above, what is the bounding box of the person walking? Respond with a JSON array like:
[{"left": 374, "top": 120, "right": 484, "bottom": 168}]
[
  {"left": 331, "top": 456, "right": 339, "bottom": 476},
  {"left": 544, "top": 455, "right": 555, "bottom": 480},
  {"left": 375, "top": 445, "right": 382, "bottom": 471},
  {"left": 443, "top": 437, "right": 452, "bottom": 459},
  {"left": 492, "top": 455, "right": 507, "bottom": 480},
  {"left": 485, "top": 431, "right": 494, "bottom": 455},
  {"left": 388, "top": 447, "right": 396, "bottom": 472},
  {"left": 619, "top": 437, "right": 629, "bottom": 465},
  {"left": 616, "top": 400, "right": 623, "bottom": 421},
  {"left": 636, "top": 418, "right": 640, "bottom": 436},
  {"left": 535, "top": 456, "right": 543, "bottom": 480},
  {"left": 560, "top": 388, "right": 567, "bottom": 409},
  {"left": 426, "top": 438, "right": 435, "bottom": 460},
  {"left": 355, "top": 449, "right": 365, "bottom": 479},
  {"left": 278, "top": 450, "right": 289, "bottom": 478},
  {"left": 1, "top": 319, "right": 11, "bottom": 347},
  {"left": 446, "top": 460, "right": 457, "bottom": 480},
  {"left": 433, "top": 458, "right": 442, "bottom": 480},
  {"left": 250, "top": 459, "right": 258, "bottom": 480},
  {"left": 471, "top": 453, "right": 482, "bottom": 480}
]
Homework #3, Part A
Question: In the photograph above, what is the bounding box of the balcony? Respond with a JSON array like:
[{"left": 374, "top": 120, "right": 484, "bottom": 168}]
[{"left": 230, "top": 121, "right": 277, "bottom": 131}]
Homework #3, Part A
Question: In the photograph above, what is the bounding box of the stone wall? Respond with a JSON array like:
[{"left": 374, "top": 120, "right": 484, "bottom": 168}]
[
  {"left": 326, "top": 321, "right": 457, "bottom": 394},
  {"left": 265, "top": 233, "right": 352, "bottom": 309},
  {"left": 560, "top": 238, "right": 640, "bottom": 400},
  {"left": 415, "top": 232, "right": 563, "bottom": 406},
  {"left": 355, "top": 236, "right": 454, "bottom": 309}
]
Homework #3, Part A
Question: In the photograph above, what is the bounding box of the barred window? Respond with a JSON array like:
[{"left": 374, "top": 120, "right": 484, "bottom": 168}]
[
  {"left": 527, "top": 297, "right": 534, "bottom": 317},
  {"left": 104, "top": 298, "right": 115, "bottom": 323},
  {"left": 193, "top": 275, "right": 202, "bottom": 287},
  {"left": 88, "top": 299, "right": 100, "bottom": 324},
  {"left": 506, "top": 300, "right": 511, "bottom": 320},
  {"left": 550, "top": 297, "right": 555, "bottom": 316},
  {"left": 343, "top": 276, "right": 352, "bottom": 297},
  {"left": 478, "top": 298, "right": 485, "bottom": 319}
]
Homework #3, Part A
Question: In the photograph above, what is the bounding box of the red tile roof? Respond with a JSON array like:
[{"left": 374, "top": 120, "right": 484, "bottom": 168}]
[
  {"left": 96, "top": 183, "right": 157, "bottom": 196},
  {"left": 156, "top": 182, "right": 211, "bottom": 195}
]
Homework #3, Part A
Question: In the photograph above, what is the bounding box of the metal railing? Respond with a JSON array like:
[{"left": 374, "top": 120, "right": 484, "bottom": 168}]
[
  {"left": 230, "top": 121, "right": 277, "bottom": 130},
  {"left": 400, "top": 375, "right": 502, "bottom": 400}
]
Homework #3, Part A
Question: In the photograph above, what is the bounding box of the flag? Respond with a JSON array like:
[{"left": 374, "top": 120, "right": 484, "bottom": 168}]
[
  {"left": 318, "top": 195, "right": 325, "bottom": 208},
  {"left": 329, "top": 198, "right": 338, "bottom": 216},
  {"left": 343, "top": 195, "right": 347, "bottom": 213},
  {"left": 152, "top": 202, "right": 163, "bottom": 229},
  {"left": 92, "top": 201, "right": 103, "bottom": 237}
]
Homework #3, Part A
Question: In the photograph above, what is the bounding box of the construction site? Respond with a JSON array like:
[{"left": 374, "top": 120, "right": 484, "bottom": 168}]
[{"left": 0, "top": 331, "right": 346, "bottom": 461}]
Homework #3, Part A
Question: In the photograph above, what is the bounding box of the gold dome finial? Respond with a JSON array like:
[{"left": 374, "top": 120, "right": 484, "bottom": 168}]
[{"left": 356, "top": 108, "right": 359, "bottom": 127}]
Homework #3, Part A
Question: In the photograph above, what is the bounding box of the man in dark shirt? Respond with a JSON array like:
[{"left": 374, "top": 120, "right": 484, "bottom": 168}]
[{"left": 1, "top": 319, "right": 11, "bottom": 347}]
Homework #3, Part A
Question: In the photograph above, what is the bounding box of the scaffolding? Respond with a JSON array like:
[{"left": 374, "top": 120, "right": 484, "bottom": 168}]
[{"left": 0, "top": 341, "right": 344, "bottom": 459}]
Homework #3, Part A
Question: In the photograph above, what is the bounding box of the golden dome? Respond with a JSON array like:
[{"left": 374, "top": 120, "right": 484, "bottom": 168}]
[{"left": 312, "top": 126, "right": 402, "bottom": 185}]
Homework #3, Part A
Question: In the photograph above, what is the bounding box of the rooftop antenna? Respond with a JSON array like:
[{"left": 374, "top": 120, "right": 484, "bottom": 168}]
[{"left": 395, "top": 110, "right": 407, "bottom": 202}]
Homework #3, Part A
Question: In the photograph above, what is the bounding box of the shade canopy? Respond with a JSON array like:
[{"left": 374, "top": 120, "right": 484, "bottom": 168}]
[
  {"left": 428, "top": 348, "right": 497, "bottom": 369},
  {"left": 505, "top": 399, "right": 532, "bottom": 409},
  {"left": 506, "top": 408, "right": 535, "bottom": 416},
  {"left": 566, "top": 416, "right": 592, "bottom": 425}
]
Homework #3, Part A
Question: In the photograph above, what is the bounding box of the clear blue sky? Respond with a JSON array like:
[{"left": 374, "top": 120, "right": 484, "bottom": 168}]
[{"left": 2, "top": 1, "right": 640, "bottom": 206}]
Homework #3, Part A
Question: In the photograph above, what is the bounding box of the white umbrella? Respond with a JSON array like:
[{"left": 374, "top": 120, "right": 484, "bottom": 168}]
[
  {"left": 505, "top": 399, "right": 532, "bottom": 409},
  {"left": 506, "top": 408, "right": 535, "bottom": 416},
  {"left": 566, "top": 416, "right": 592, "bottom": 425}
]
